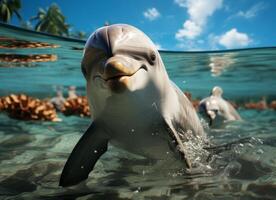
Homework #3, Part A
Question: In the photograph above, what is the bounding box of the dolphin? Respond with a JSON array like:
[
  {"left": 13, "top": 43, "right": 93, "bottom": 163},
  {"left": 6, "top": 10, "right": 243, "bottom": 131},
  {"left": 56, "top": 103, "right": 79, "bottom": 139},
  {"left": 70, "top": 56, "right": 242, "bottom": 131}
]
[
  {"left": 199, "top": 86, "right": 241, "bottom": 127},
  {"left": 59, "top": 24, "right": 207, "bottom": 187}
]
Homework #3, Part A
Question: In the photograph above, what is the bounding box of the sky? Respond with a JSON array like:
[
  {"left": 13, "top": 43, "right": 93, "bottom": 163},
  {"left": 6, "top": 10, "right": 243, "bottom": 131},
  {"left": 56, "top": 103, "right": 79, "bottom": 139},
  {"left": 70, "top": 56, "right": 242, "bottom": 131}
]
[{"left": 10, "top": 0, "right": 276, "bottom": 51}]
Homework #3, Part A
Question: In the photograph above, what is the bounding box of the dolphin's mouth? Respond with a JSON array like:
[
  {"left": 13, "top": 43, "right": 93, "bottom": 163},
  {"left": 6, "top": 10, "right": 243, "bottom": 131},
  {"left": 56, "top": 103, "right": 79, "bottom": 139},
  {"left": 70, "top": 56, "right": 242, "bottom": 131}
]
[
  {"left": 94, "top": 65, "right": 148, "bottom": 82},
  {"left": 207, "top": 109, "right": 218, "bottom": 126}
]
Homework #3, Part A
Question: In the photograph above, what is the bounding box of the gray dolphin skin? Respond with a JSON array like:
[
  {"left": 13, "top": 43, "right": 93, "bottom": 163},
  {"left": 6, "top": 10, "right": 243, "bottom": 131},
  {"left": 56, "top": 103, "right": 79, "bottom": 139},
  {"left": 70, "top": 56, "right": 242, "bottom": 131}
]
[
  {"left": 199, "top": 86, "right": 241, "bottom": 126},
  {"left": 59, "top": 24, "right": 206, "bottom": 187}
]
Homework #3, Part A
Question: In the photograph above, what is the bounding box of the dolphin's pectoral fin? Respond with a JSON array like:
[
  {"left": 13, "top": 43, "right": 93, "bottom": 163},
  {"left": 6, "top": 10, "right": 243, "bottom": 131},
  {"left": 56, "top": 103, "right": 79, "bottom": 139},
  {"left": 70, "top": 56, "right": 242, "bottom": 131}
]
[
  {"left": 162, "top": 118, "right": 192, "bottom": 169},
  {"left": 59, "top": 121, "right": 108, "bottom": 187}
]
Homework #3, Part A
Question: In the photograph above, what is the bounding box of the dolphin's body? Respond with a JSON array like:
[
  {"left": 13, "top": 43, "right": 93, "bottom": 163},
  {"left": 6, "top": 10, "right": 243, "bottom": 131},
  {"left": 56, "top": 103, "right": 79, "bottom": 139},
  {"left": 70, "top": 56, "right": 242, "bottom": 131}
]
[
  {"left": 199, "top": 86, "right": 241, "bottom": 127},
  {"left": 60, "top": 24, "right": 207, "bottom": 187}
]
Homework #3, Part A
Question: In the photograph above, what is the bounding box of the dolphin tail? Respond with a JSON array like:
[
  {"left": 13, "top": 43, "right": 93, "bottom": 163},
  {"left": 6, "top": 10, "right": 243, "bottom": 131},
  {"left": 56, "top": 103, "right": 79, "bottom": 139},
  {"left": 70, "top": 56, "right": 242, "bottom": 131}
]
[{"left": 59, "top": 121, "right": 108, "bottom": 187}]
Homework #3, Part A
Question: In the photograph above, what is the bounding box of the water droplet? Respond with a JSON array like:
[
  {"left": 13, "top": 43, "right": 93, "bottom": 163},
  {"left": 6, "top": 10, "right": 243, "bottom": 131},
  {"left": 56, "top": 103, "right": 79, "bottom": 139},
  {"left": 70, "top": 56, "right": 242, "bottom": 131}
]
[
  {"left": 133, "top": 189, "right": 139, "bottom": 193},
  {"left": 151, "top": 102, "right": 158, "bottom": 110},
  {"left": 257, "top": 138, "right": 263, "bottom": 144},
  {"left": 94, "top": 150, "right": 98, "bottom": 153},
  {"left": 257, "top": 149, "right": 264, "bottom": 154},
  {"left": 206, "top": 165, "right": 212, "bottom": 169},
  {"left": 195, "top": 157, "right": 200, "bottom": 162},
  {"left": 247, "top": 143, "right": 254, "bottom": 148},
  {"left": 81, "top": 166, "right": 84, "bottom": 169}
]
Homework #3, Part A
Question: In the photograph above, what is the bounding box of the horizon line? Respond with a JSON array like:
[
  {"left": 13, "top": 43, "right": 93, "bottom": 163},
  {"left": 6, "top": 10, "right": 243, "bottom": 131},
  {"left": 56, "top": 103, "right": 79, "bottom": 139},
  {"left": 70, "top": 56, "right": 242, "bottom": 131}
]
[{"left": 1, "top": 22, "right": 275, "bottom": 53}]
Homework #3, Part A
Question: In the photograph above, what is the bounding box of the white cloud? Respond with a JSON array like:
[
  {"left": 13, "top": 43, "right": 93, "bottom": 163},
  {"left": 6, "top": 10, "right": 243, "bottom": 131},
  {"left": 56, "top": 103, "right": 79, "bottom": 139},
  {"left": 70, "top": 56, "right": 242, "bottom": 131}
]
[
  {"left": 143, "top": 8, "right": 160, "bottom": 21},
  {"left": 175, "top": 0, "right": 223, "bottom": 40},
  {"left": 174, "top": 0, "right": 188, "bottom": 8},
  {"left": 218, "top": 28, "right": 251, "bottom": 49},
  {"left": 154, "top": 43, "right": 163, "bottom": 50},
  {"left": 237, "top": 2, "right": 265, "bottom": 19},
  {"left": 176, "top": 20, "right": 202, "bottom": 40}
]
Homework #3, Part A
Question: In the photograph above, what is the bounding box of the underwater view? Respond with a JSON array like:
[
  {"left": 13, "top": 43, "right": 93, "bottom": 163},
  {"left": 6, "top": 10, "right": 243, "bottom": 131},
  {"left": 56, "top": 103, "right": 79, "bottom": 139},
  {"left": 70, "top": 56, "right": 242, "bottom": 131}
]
[
  {"left": 1, "top": 21, "right": 276, "bottom": 200},
  {"left": 1, "top": 0, "right": 276, "bottom": 198}
]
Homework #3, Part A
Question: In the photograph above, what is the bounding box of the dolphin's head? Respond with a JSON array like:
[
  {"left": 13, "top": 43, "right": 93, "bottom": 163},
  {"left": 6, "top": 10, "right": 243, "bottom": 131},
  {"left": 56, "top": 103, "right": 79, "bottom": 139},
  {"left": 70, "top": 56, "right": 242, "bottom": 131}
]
[
  {"left": 199, "top": 86, "right": 225, "bottom": 126},
  {"left": 81, "top": 24, "right": 168, "bottom": 117}
]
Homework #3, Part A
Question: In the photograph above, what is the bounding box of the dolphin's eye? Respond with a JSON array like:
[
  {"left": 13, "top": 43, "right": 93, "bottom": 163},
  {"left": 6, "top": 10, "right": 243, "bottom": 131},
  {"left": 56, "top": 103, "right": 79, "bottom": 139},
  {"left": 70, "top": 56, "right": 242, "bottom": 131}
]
[
  {"left": 149, "top": 51, "right": 156, "bottom": 62},
  {"left": 213, "top": 109, "right": 219, "bottom": 114}
]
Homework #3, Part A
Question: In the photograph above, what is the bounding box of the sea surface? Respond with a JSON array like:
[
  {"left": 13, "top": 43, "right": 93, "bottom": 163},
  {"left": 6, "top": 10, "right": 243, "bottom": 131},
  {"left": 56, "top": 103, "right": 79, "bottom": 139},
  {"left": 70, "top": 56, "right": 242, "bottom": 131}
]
[{"left": 0, "top": 23, "right": 276, "bottom": 199}]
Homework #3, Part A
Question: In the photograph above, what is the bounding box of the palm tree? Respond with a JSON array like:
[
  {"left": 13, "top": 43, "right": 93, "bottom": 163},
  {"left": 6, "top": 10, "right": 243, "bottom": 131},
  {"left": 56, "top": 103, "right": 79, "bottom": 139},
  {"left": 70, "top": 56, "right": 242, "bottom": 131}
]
[
  {"left": 31, "top": 3, "right": 69, "bottom": 36},
  {"left": 0, "top": 0, "right": 21, "bottom": 23}
]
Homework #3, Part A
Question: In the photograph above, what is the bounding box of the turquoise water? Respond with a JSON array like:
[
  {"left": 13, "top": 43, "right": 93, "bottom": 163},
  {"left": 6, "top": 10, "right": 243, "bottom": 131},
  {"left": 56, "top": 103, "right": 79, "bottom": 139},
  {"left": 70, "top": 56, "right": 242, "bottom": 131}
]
[{"left": 0, "top": 24, "right": 276, "bottom": 199}]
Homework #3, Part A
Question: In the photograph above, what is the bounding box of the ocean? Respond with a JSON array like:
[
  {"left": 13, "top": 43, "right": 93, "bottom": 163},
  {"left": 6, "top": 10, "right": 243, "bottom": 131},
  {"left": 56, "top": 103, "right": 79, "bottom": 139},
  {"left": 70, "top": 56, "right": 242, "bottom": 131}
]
[{"left": 0, "top": 23, "right": 276, "bottom": 199}]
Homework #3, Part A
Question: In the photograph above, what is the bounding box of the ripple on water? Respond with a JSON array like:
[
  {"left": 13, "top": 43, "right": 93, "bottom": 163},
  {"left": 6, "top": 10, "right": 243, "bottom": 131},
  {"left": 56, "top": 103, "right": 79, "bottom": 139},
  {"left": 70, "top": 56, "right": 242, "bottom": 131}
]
[{"left": 0, "top": 110, "right": 275, "bottom": 199}]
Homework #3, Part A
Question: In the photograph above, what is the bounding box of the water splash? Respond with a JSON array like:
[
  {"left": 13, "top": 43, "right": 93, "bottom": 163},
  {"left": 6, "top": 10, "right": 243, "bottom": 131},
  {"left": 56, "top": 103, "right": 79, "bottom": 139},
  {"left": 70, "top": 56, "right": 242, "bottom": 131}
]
[{"left": 178, "top": 129, "right": 211, "bottom": 171}]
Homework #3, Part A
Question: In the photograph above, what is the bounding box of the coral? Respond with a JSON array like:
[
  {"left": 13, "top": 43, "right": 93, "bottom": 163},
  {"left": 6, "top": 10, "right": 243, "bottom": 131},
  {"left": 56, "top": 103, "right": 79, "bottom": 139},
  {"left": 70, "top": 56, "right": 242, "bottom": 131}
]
[
  {"left": 0, "top": 94, "right": 60, "bottom": 121},
  {"left": 269, "top": 101, "right": 276, "bottom": 110},
  {"left": 0, "top": 37, "right": 59, "bottom": 49},
  {"left": 0, "top": 54, "right": 57, "bottom": 65},
  {"left": 61, "top": 96, "right": 90, "bottom": 117}
]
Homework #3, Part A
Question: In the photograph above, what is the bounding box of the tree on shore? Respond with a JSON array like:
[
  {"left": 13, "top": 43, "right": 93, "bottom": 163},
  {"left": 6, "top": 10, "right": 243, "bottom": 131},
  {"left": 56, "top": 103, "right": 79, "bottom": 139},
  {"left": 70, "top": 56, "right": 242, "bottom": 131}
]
[
  {"left": 31, "top": 3, "right": 69, "bottom": 36},
  {"left": 0, "top": 0, "right": 21, "bottom": 23}
]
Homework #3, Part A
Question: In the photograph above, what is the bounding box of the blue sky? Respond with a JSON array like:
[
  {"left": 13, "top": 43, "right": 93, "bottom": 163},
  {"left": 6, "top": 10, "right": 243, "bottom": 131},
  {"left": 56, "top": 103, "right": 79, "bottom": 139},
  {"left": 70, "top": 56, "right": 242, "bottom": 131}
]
[{"left": 10, "top": 0, "right": 276, "bottom": 51}]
